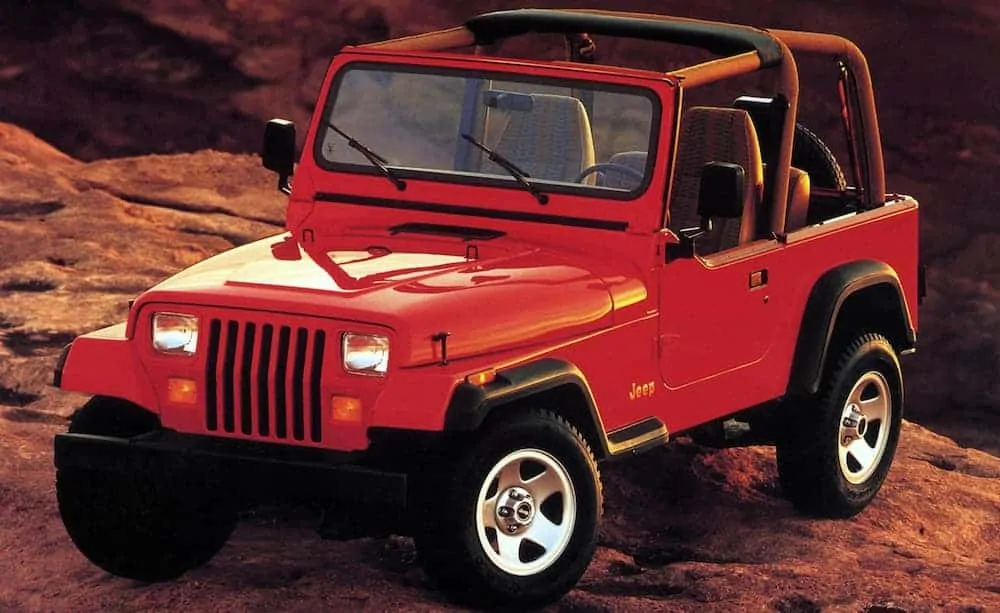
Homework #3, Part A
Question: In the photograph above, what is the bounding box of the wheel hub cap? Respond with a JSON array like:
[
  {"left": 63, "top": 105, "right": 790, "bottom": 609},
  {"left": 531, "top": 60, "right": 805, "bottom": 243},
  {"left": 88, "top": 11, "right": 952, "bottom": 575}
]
[
  {"left": 837, "top": 371, "right": 892, "bottom": 484},
  {"left": 841, "top": 404, "right": 867, "bottom": 443},
  {"left": 495, "top": 487, "right": 535, "bottom": 533}
]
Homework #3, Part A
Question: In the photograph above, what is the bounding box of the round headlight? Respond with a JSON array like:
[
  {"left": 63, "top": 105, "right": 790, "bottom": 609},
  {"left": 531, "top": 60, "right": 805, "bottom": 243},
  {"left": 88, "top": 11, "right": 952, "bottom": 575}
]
[
  {"left": 343, "top": 332, "right": 389, "bottom": 375},
  {"left": 152, "top": 312, "right": 199, "bottom": 356}
]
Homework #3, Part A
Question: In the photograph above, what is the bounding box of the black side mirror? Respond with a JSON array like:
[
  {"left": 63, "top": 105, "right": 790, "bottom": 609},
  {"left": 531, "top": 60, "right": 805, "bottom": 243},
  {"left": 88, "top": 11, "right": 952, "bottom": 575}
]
[
  {"left": 262, "top": 118, "right": 296, "bottom": 195},
  {"left": 697, "top": 162, "right": 745, "bottom": 220},
  {"left": 669, "top": 162, "right": 746, "bottom": 260}
]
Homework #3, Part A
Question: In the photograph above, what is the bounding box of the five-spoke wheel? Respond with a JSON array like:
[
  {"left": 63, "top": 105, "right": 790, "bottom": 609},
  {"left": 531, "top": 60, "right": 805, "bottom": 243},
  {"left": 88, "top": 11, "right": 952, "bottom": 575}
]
[
  {"left": 477, "top": 449, "right": 576, "bottom": 576},
  {"left": 414, "top": 410, "right": 602, "bottom": 609}
]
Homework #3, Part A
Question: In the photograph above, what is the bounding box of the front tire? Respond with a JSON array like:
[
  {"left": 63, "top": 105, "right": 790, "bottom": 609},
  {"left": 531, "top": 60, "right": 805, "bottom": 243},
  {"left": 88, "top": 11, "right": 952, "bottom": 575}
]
[
  {"left": 776, "top": 333, "right": 903, "bottom": 518},
  {"left": 56, "top": 397, "right": 237, "bottom": 581},
  {"left": 414, "top": 410, "right": 602, "bottom": 609}
]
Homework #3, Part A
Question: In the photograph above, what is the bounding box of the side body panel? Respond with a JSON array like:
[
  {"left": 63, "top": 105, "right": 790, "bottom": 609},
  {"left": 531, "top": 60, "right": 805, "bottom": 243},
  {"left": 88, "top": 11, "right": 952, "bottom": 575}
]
[
  {"left": 656, "top": 199, "right": 919, "bottom": 436},
  {"left": 659, "top": 240, "right": 783, "bottom": 387}
]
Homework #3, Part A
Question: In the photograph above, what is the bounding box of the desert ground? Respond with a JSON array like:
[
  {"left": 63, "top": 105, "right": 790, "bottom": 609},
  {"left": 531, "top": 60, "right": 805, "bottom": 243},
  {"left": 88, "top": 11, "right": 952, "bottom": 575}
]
[{"left": 0, "top": 0, "right": 998, "bottom": 611}]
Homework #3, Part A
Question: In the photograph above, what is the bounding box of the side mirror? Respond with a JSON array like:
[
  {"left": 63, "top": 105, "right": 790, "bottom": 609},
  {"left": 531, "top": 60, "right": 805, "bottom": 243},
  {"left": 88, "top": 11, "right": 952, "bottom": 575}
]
[
  {"left": 669, "top": 162, "right": 747, "bottom": 260},
  {"left": 262, "top": 118, "right": 296, "bottom": 195},
  {"left": 697, "top": 162, "right": 745, "bottom": 220}
]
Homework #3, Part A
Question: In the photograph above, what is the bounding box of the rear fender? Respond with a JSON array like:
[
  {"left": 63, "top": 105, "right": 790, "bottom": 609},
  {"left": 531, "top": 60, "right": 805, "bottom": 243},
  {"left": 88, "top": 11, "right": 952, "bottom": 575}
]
[{"left": 788, "top": 259, "right": 915, "bottom": 396}]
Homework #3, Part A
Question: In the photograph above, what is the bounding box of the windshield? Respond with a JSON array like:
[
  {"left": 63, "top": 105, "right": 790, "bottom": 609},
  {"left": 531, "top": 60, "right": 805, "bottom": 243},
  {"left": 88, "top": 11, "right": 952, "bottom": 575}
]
[{"left": 316, "top": 64, "right": 659, "bottom": 199}]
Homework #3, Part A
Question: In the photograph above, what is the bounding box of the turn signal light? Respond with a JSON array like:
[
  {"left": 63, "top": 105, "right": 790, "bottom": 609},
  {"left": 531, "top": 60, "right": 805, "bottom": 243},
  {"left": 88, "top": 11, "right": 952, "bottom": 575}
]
[
  {"left": 466, "top": 369, "right": 498, "bottom": 386},
  {"left": 167, "top": 378, "right": 198, "bottom": 404},
  {"left": 331, "top": 395, "right": 362, "bottom": 423}
]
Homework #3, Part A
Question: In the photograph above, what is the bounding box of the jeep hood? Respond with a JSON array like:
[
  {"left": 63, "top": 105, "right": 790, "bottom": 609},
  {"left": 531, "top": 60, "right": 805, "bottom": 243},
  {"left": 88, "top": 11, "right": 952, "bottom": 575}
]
[{"left": 145, "top": 231, "right": 640, "bottom": 366}]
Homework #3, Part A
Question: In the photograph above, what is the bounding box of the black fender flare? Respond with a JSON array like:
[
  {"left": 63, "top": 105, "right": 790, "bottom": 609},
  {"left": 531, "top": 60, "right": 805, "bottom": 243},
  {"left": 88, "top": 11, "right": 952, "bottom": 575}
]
[
  {"left": 787, "top": 259, "right": 916, "bottom": 397},
  {"left": 52, "top": 342, "right": 73, "bottom": 388},
  {"left": 443, "top": 357, "right": 615, "bottom": 458}
]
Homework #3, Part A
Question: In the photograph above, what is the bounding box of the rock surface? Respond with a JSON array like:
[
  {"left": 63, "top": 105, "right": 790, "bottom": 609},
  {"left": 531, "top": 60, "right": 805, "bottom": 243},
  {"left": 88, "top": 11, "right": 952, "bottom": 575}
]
[
  {"left": 2, "top": 401, "right": 999, "bottom": 611},
  {"left": 0, "top": 122, "right": 285, "bottom": 420}
]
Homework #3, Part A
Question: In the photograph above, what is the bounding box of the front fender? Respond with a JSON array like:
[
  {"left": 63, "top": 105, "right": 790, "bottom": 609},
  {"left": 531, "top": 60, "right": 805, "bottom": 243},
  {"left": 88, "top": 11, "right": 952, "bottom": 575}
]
[
  {"left": 441, "top": 357, "right": 617, "bottom": 458},
  {"left": 53, "top": 322, "right": 160, "bottom": 413}
]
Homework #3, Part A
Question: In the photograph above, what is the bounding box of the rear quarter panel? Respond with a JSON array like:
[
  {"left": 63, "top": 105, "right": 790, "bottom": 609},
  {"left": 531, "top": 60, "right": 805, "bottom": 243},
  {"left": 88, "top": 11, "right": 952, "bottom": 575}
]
[{"left": 768, "top": 197, "right": 920, "bottom": 395}]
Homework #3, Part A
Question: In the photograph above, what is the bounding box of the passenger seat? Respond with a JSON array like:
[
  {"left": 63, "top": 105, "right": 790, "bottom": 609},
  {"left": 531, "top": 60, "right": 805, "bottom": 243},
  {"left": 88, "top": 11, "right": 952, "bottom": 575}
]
[{"left": 784, "top": 167, "right": 812, "bottom": 232}]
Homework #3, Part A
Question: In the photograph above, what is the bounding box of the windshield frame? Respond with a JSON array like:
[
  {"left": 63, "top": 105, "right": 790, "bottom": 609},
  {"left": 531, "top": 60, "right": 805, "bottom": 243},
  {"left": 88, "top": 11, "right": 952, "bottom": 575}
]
[{"left": 312, "top": 59, "right": 663, "bottom": 203}]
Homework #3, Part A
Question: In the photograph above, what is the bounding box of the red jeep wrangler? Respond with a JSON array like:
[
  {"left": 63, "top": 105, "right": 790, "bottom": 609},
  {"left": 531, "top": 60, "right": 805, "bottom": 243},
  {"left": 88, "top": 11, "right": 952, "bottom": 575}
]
[{"left": 53, "top": 9, "right": 922, "bottom": 608}]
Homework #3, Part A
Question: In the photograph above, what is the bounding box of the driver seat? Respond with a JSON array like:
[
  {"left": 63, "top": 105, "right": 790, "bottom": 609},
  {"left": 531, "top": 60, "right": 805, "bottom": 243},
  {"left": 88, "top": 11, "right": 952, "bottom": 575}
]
[
  {"left": 482, "top": 93, "right": 597, "bottom": 183},
  {"left": 669, "top": 106, "right": 764, "bottom": 255}
]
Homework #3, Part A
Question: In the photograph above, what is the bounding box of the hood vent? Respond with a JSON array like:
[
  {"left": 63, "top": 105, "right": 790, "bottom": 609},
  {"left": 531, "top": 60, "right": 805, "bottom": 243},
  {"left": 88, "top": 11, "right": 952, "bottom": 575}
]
[{"left": 388, "top": 222, "right": 505, "bottom": 241}]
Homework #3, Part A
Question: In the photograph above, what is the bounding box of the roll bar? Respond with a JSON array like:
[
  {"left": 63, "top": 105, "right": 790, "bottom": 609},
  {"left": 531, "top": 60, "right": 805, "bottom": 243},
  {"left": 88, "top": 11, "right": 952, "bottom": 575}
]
[
  {"left": 771, "top": 30, "right": 886, "bottom": 209},
  {"left": 465, "top": 9, "right": 783, "bottom": 67}
]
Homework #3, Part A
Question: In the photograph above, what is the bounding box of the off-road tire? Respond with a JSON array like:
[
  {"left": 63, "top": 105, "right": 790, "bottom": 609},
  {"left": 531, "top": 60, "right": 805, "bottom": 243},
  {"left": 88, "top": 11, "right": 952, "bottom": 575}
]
[
  {"left": 66, "top": 396, "right": 161, "bottom": 438},
  {"left": 776, "top": 333, "right": 903, "bottom": 518},
  {"left": 792, "top": 123, "right": 847, "bottom": 191},
  {"left": 56, "top": 397, "right": 237, "bottom": 582},
  {"left": 413, "top": 409, "right": 602, "bottom": 609}
]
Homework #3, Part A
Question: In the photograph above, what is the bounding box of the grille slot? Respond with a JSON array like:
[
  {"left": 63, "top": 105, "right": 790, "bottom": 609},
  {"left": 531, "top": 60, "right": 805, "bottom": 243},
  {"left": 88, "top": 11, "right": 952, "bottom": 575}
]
[
  {"left": 275, "top": 326, "right": 290, "bottom": 438},
  {"left": 239, "top": 323, "right": 256, "bottom": 435},
  {"left": 222, "top": 321, "right": 238, "bottom": 433},
  {"left": 310, "top": 331, "right": 326, "bottom": 443},
  {"left": 257, "top": 324, "right": 273, "bottom": 436},
  {"left": 205, "top": 318, "right": 325, "bottom": 443},
  {"left": 292, "top": 327, "right": 308, "bottom": 441}
]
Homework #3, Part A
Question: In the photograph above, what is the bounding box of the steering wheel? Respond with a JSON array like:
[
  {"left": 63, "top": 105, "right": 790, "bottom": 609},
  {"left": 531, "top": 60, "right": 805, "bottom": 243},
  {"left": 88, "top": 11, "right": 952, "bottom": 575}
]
[{"left": 574, "top": 162, "right": 645, "bottom": 185}]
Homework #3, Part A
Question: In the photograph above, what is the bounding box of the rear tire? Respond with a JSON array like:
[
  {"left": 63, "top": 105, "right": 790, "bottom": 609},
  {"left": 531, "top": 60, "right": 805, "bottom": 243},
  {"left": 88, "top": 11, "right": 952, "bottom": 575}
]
[
  {"left": 56, "top": 397, "right": 237, "bottom": 581},
  {"left": 776, "top": 333, "right": 903, "bottom": 518},
  {"left": 413, "top": 410, "right": 602, "bottom": 609}
]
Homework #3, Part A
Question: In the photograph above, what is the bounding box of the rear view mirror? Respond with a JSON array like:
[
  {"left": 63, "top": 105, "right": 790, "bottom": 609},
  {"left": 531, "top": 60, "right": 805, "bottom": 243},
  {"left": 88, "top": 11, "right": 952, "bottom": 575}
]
[
  {"left": 262, "top": 118, "right": 296, "bottom": 194},
  {"left": 483, "top": 90, "right": 534, "bottom": 112},
  {"left": 697, "top": 162, "right": 745, "bottom": 220}
]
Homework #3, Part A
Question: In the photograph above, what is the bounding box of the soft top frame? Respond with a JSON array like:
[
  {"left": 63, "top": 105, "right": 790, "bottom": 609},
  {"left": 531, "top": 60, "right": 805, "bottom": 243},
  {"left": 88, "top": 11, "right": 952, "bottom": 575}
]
[{"left": 465, "top": 9, "right": 783, "bottom": 67}]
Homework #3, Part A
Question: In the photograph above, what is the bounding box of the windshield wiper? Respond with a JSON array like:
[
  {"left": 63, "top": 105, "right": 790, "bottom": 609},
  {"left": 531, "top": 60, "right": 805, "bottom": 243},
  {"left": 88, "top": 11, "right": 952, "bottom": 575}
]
[
  {"left": 328, "top": 122, "right": 406, "bottom": 191},
  {"left": 460, "top": 133, "right": 549, "bottom": 205}
]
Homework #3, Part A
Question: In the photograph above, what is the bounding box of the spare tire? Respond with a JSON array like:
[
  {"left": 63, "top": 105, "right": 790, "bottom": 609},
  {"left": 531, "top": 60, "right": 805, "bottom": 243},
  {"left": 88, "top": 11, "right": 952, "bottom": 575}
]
[{"left": 792, "top": 124, "right": 847, "bottom": 190}]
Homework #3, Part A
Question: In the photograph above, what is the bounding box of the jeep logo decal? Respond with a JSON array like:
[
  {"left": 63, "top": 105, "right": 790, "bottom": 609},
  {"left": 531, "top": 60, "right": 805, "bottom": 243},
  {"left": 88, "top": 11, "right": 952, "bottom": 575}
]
[{"left": 629, "top": 381, "right": 656, "bottom": 400}]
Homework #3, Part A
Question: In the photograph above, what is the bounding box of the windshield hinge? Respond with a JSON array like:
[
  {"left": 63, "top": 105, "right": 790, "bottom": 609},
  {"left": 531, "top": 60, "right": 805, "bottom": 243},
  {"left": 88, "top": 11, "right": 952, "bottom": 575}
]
[{"left": 432, "top": 331, "right": 452, "bottom": 366}]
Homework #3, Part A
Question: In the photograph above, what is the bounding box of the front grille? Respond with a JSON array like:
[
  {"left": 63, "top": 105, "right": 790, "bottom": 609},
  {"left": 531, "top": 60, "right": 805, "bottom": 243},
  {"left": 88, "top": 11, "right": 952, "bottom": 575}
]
[{"left": 205, "top": 318, "right": 326, "bottom": 443}]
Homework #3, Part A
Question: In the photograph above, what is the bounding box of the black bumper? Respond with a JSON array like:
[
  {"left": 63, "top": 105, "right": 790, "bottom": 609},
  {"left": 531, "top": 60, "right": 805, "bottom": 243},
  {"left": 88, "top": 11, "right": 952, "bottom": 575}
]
[{"left": 53, "top": 431, "right": 408, "bottom": 508}]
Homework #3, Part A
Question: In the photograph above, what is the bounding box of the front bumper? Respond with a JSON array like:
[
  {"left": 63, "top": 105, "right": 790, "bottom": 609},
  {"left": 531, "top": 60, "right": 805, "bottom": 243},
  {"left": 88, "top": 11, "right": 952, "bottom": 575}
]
[{"left": 53, "top": 430, "right": 408, "bottom": 507}]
